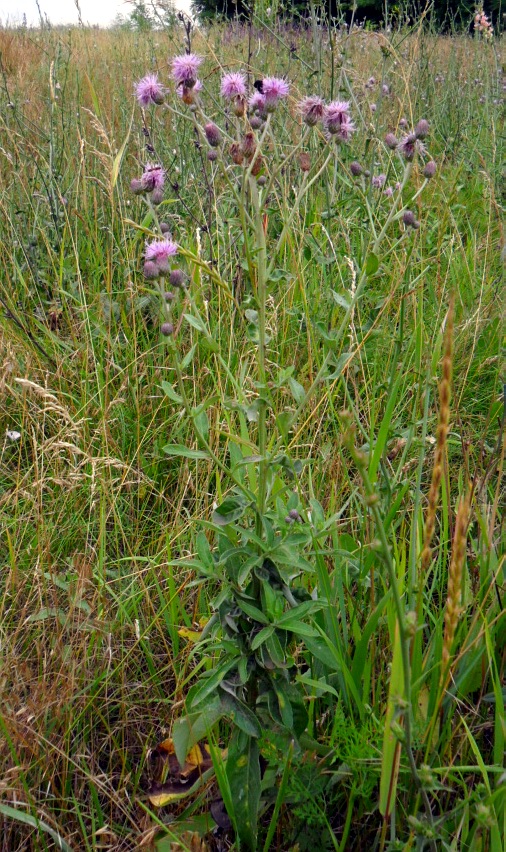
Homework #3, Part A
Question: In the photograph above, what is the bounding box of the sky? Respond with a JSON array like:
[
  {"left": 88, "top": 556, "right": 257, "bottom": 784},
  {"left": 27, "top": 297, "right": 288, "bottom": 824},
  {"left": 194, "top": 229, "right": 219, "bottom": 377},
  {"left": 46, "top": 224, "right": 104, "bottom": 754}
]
[{"left": 0, "top": 0, "right": 191, "bottom": 27}]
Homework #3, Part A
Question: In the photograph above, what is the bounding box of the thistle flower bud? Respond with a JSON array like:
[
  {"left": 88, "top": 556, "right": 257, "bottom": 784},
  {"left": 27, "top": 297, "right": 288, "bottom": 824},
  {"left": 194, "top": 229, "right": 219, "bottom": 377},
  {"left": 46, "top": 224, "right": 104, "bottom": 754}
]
[
  {"left": 299, "top": 152, "right": 311, "bottom": 172},
  {"left": 161, "top": 322, "right": 174, "bottom": 336},
  {"left": 423, "top": 160, "right": 437, "bottom": 178},
  {"left": 143, "top": 260, "right": 159, "bottom": 279},
  {"left": 251, "top": 155, "right": 263, "bottom": 177},
  {"left": 288, "top": 508, "right": 301, "bottom": 520},
  {"left": 414, "top": 118, "right": 429, "bottom": 139},
  {"left": 232, "top": 95, "right": 246, "bottom": 117},
  {"left": 164, "top": 291, "right": 175, "bottom": 302},
  {"left": 204, "top": 122, "right": 222, "bottom": 148},
  {"left": 350, "top": 161, "right": 363, "bottom": 177},
  {"left": 169, "top": 268, "right": 185, "bottom": 288},
  {"left": 230, "top": 142, "right": 244, "bottom": 165},
  {"left": 257, "top": 175, "right": 267, "bottom": 186},
  {"left": 384, "top": 132, "right": 398, "bottom": 149},
  {"left": 399, "top": 117, "right": 408, "bottom": 128},
  {"left": 207, "top": 149, "right": 218, "bottom": 162},
  {"left": 130, "top": 178, "right": 144, "bottom": 195},
  {"left": 249, "top": 115, "right": 263, "bottom": 130},
  {"left": 160, "top": 222, "right": 171, "bottom": 234},
  {"left": 241, "top": 131, "right": 256, "bottom": 159},
  {"left": 151, "top": 188, "right": 164, "bottom": 205},
  {"left": 403, "top": 210, "right": 420, "bottom": 229}
]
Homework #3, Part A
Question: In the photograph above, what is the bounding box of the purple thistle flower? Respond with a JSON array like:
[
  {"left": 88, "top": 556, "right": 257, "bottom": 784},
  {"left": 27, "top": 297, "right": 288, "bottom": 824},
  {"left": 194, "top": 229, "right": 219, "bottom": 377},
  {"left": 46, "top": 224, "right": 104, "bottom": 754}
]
[
  {"left": 384, "top": 186, "right": 393, "bottom": 197},
  {"left": 350, "top": 161, "right": 363, "bottom": 177},
  {"left": 323, "top": 100, "right": 355, "bottom": 141},
  {"left": 398, "top": 132, "right": 426, "bottom": 161},
  {"left": 141, "top": 164, "right": 165, "bottom": 192},
  {"left": 249, "top": 90, "right": 267, "bottom": 114},
  {"left": 403, "top": 209, "right": 419, "bottom": 228},
  {"left": 145, "top": 238, "right": 178, "bottom": 274},
  {"left": 171, "top": 54, "right": 203, "bottom": 86},
  {"left": 221, "top": 72, "right": 247, "bottom": 99},
  {"left": 382, "top": 83, "right": 390, "bottom": 95},
  {"left": 372, "top": 173, "right": 386, "bottom": 188},
  {"left": 135, "top": 74, "right": 165, "bottom": 107},
  {"left": 336, "top": 116, "right": 355, "bottom": 142},
  {"left": 399, "top": 117, "right": 408, "bottom": 128},
  {"left": 370, "top": 103, "right": 377, "bottom": 113},
  {"left": 262, "top": 77, "right": 290, "bottom": 110},
  {"left": 298, "top": 95, "right": 325, "bottom": 127}
]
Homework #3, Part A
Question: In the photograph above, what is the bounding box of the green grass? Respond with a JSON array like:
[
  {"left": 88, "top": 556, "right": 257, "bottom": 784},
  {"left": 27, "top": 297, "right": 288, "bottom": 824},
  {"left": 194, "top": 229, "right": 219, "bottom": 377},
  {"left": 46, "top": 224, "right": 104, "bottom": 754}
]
[{"left": 0, "top": 16, "right": 504, "bottom": 852}]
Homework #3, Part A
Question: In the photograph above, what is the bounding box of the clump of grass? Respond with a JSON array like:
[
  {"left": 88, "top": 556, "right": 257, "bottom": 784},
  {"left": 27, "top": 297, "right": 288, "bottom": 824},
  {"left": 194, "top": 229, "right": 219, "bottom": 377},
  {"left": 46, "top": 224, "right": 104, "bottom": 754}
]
[{"left": 0, "top": 13, "right": 503, "bottom": 852}]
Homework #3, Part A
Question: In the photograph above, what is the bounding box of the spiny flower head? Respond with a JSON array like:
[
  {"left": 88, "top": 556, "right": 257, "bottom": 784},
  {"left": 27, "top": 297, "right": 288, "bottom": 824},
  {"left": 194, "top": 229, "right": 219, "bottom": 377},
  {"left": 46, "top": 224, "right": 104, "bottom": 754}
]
[
  {"left": 141, "top": 163, "right": 165, "bottom": 192},
  {"left": 323, "top": 100, "right": 355, "bottom": 141},
  {"left": 262, "top": 77, "right": 290, "bottom": 110},
  {"left": 221, "top": 72, "right": 247, "bottom": 99},
  {"left": 204, "top": 122, "right": 222, "bottom": 148},
  {"left": 145, "top": 238, "right": 178, "bottom": 273},
  {"left": 398, "top": 132, "right": 425, "bottom": 161},
  {"left": 171, "top": 54, "right": 203, "bottom": 86},
  {"left": 298, "top": 95, "right": 325, "bottom": 127},
  {"left": 135, "top": 74, "right": 165, "bottom": 107},
  {"left": 249, "top": 90, "right": 267, "bottom": 115}
]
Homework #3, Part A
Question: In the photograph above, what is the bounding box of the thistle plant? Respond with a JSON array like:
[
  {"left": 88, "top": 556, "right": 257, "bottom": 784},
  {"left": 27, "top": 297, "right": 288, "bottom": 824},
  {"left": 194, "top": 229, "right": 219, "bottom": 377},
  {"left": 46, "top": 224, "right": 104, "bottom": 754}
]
[{"left": 128, "top": 50, "right": 440, "bottom": 848}]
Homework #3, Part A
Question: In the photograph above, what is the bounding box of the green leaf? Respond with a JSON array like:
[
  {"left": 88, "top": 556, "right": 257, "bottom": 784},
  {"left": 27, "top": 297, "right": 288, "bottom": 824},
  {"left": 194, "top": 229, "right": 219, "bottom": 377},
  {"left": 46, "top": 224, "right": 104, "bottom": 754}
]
[
  {"left": 275, "top": 619, "right": 319, "bottom": 637},
  {"left": 288, "top": 376, "right": 306, "bottom": 404},
  {"left": 379, "top": 620, "right": 405, "bottom": 818},
  {"left": 193, "top": 408, "right": 210, "bottom": 442},
  {"left": 365, "top": 252, "right": 379, "bottom": 276},
  {"left": 251, "top": 625, "right": 275, "bottom": 650},
  {"left": 212, "top": 496, "right": 248, "bottom": 526},
  {"left": 172, "top": 699, "right": 224, "bottom": 767},
  {"left": 195, "top": 531, "right": 215, "bottom": 574},
  {"left": 183, "top": 313, "right": 206, "bottom": 332},
  {"left": 0, "top": 804, "right": 72, "bottom": 852},
  {"left": 161, "top": 381, "right": 183, "bottom": 404},
  {"left": 220, "top": 693, "right": 262, "bottom": 738},
  {"left": 236, "top": 599, "right": 270, "bottom": 625},
  {"left": 226, "top": 731, "right": 261, "bottom": 851},
  {"left": 188, "top": 659, "right": 238, "bottom": 708},
  {"left": 331, "top": 290, "right": 351, "bottom": 310},
  {"left": 276, "top": 600, "right": 324, "bottom": 625},
  {"left": 111, "top": 106, "right": 133, "bottom": 189},
  {"left": 163, "top": 444, "right": 210, "bottom": 460},
  {"left": 244, "top": 309, "right": 259, "bottom": 325}
]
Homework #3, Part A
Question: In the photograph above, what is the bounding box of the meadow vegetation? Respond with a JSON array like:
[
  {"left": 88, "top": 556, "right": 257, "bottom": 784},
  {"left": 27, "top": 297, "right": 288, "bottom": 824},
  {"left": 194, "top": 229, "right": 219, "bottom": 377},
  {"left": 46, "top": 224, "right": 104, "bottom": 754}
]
[{"left": 0, "top": 15, "right": 504, "bottom": 852}]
